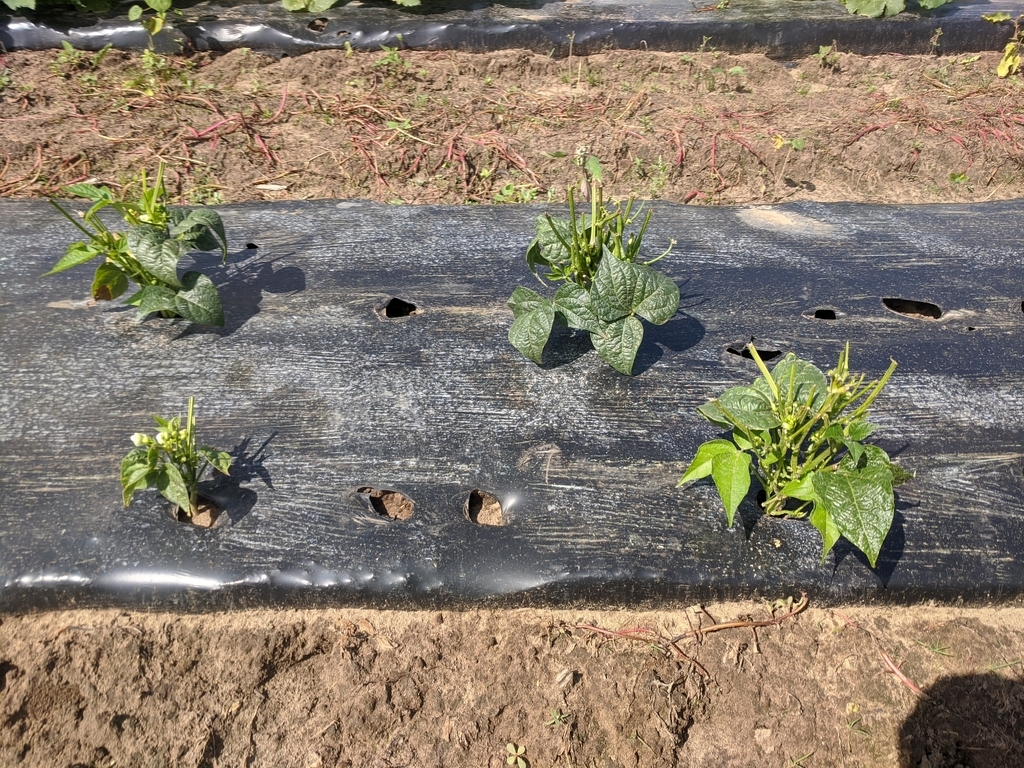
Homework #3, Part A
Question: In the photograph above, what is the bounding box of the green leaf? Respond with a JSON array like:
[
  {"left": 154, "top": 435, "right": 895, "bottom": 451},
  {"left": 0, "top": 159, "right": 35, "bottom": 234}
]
[
  {"left": 156, "top": 463, "right": 191, "bottom": 513},
  {"left": 591, "top": 315, "right": 644, "bottom": 375},
  {"left": 135, "top": 284, "right": 177, "bottom": 320},
  {"left": 553, "top": 283, "right": 601, "bottom": 333},
  {"left": 584, "top": 155, "right": 603, "bottom": 181},
  {"left": 508, "top": 286, "right": 549, "bottom": 318},
  {"left": 43, "top": 241, "right": 100, "bottom": 276},
  {"left": 983, "top": 11, "right": 1012, "bottom": 22},
  {"left": 590, "top": 255, "right": 678, "bottom": 324},
  {"left": 509, "top": 298, "right": 555, "bottom": 365},
  {"left": 127, "top": 225, "right": 183, "bottom": 288},
  {"left": 633, "top": 269, "right": 680, "bottom": 325},
  {"left": 715, "top": 385, "right": 781, "bottom": 431},
  {"left": 842, "top": 439, "right": 866, "bottom": 467},
  {"left": 812, "top": 467, "right": 894, "bottom": 568},
  {"left": 307, "top": 0, "right": 338, "bottom": 11},
  {"left": 760, "top": 353, "right": 828, "bottom": 410},
  {"left": 678, "top": 439, "right": 739, "bottom": 486},
  {"left": 148, "top": 0, "right": 171, "bottom": 11},
  {"left": 120, "top": 448, "right": 156, "bottom": 507},
  {"left": 838, "top": 443, "right": 890, "bottom": 473},
  {"left": 64, "top": 183, "right": 113, "bottom": 202},
  {"left": 1, "top": 0, "right": 35, "bottom": 9},
  {"left": 91, "top": 262, "right": 129, "bottom": 301},
  {"left": 281, "top": 0, "right": 308, "bottom": 8},
  {"left": 809, "top": 501, "right": 842, "bottom": 563},
  {"left": 169, "top": 208, "right": 228, "bottom": 258},
  {"left": 916, "top": 0, "right": 950, "bottom": 8},
  {"left": 532, "top": 216, "right": 572, "bottom": 270},
  {"left": 174, "top": 272, "right": 224, "bottom": 326},
  {"left": 695, "top": 400, "right": 734, "bottom": 430},
  {"left": 128, "top": 4, "right": 143, "bottom": 19},
  {"left": 843, "top": 0, "right": 905, "bottom": 16},
  {"left": 710, "top": 449, "right": 752, "bottom": 527},
  {"left": 200, "top": 447, "right": 233, "bottom": 476}
]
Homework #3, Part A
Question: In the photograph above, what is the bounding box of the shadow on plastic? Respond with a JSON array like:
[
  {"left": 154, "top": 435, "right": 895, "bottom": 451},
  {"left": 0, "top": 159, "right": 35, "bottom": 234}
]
[
  {"left": 178, "top": 249, "right": 306, "bottom": 337},
  {"left": 199, "top": 433, "right": 277, "bottom": 526}
]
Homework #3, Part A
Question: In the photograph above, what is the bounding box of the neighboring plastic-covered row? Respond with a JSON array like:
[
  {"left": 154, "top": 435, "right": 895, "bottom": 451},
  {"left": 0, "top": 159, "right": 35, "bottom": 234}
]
[
  {"left": 2, "top": 0, "right": 1022, "bottom": 56},
  {"left": 2, "top": 198, "right": 1024, "bottom": 611}
]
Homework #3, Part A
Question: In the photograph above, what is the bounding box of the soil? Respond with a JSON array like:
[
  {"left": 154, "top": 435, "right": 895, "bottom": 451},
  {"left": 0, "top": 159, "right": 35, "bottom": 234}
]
[
  {"left": 171, "top": 498, "right": 224, "bottom": 528},
  {"left": 1, "top": 46, "right": 1022, "bottom": 205},
  {"left": 3, "top": 43, "right": 1024, "bottom": 768}
]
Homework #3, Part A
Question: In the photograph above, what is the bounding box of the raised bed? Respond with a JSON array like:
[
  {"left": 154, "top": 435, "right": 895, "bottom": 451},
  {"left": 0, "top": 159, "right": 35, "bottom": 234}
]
[{"left": 2, "top": 198, "right": 1024, "bottom": 610}]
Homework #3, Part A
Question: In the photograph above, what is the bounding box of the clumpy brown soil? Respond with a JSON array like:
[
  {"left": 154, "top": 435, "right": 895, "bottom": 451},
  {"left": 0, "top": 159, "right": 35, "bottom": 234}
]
[
  {"left": 4, "top": 603, "right": 1024, "bottom": 767},
  {"left": 4, "top": 43, "right": 1024, "bottom": 768},
  {"left": 1, "top": 46, "right": 1022, "bottom": 206}
]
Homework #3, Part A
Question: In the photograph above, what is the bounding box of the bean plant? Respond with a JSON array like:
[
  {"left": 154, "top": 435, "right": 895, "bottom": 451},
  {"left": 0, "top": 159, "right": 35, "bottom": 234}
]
[
  {"left": 678, "top": 344, "right": 910, "bottom": 567},
  {"left": 121, "top": 397, "right": 232, "bottom": 520},
  {"left": 46, "top": 162, "right": 228, "bottom": 326},
  {"left": 508, "top": 156, "right": 679, "bottom": 375}
]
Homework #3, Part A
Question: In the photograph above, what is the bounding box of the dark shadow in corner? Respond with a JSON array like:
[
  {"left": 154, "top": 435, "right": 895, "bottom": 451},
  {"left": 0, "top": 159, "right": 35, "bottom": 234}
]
[
  {"left": 202, "top": 433, "right": 277, "bottom": 524},
  {"left": 899, "top": 674, "right": 1024, "bottom": 768},
  {"left": 175, "top": 248, "right": 306, "bottom": 338}
]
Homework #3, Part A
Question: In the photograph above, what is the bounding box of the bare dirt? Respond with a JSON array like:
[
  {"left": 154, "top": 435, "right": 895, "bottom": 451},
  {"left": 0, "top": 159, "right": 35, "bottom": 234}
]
[
  {"left": 1, "top": 45, "right": 1023, "bottom": 205},
  {"left": 3, "top": 43, "right": 1024, "bottom": 768}
]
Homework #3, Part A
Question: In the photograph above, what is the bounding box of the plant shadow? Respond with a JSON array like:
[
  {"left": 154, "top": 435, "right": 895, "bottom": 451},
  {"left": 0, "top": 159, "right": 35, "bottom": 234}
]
[
  {"left": 201, "top": 433, "right": 277, "bottom": 525},
  {"left": 899, "top": 674, "right": 1024, "bottom": 767},
  {"left": 632, "top": 310, "right": 707, "bottom": 375},
  {"left": 540, "top": 322, "right": 594, "bottom": 369},
  {"left": 177, "top": 247, "right": 306, "bottom": 338}
]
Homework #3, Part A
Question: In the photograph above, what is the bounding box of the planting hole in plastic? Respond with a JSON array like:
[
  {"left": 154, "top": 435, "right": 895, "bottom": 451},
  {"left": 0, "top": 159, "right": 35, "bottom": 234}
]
[
  {"left": 465, "top": 490, "right": 504, "bottom": 526},
  {"left": 882, "top": 298, "right": 942, "bottom": 320},
  {"left": 357, "top": 487, "right": 415, "bottom": 521},
  {"left": 174, "top": 497, "right": 222, "bottom": 528},
  {"left": 727, "top": 342, "right": 782, "bottom": 361},
  {"left": 805, "top": 307, "right": 837, "bottom": 320},
  {"left": 379, "top": 297, "right": 419, "bottom": 319},
  {"left": 308, "top": 17, "right": 328, "bottom": 32},
  {"left": 245, "top": 243, "right": 258, "bottom": 250}
]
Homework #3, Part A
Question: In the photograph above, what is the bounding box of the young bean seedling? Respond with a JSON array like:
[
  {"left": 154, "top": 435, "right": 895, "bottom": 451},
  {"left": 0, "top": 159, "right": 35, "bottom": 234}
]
[
  {"left": 678, "top": 344, "right": 910, "bottom": 567},
  {"left": 121, "top": 397, "right": 232, "bottom": 521},
  {"left": 507, "top": 155, "right": 679, "bottom": 375},
  {"left": 45, "top": 162, "right": 228, "bottom": 326}
]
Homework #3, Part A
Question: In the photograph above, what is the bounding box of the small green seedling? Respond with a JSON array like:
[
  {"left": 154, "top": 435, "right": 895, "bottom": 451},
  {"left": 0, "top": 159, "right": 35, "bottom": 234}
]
[
  {"left": 46, "top": 162, "right": 228, "bottom": 326},
  {"left": 508, "top": 155, "right": 679, "bottom": 375},
  {"left": 121, "top": 397, "right": 232, "bottom": 520},
  {"left": 505, "top": 743, "right": 528, "bottom": 768},
  {"left": 545, "top": 709, "right": 571, "bottom": 727},
  {"left": 678, "top": 344, "right": 910, "bottom": 567}
]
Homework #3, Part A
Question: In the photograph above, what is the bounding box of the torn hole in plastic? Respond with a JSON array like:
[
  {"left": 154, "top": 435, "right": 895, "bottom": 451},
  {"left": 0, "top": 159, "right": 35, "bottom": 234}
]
[
  {"left": 465, "top": 490, "right": 504, "bottom": 526},
  {"left": 377, "top": 297, "right": 419, "bottom": 319},
  {"left": 882, "top": 297, "right": 942, "bottom": 320},
  {"left": 336, "top": 29, "right": 350, "bottom": 38},
  {"left": 726, "top": 340, "right": 782, "bottom": 362},
  {"left": 802, "top": 307, "right": 838, "bottom": 320},
  {"left": 245, "top": 242, "right": 258, "bottom": 250},
  {"left": 308, "top": 17, "right": 328, "bottom": 32},
  {"left": 356, "top": 487, "right": 415, "bottom": 521}
]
